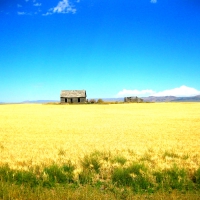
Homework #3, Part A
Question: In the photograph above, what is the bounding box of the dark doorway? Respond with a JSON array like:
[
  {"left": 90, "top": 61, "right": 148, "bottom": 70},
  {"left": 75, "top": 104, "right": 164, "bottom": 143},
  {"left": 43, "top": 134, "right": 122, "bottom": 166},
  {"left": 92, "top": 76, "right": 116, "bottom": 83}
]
[
  {"left": 65, "top": 98, "right": 67, "bottom": 103},
  {"left": 71, "top": 98, "right": 73, "bottom": 103},
  {"left": 78, "top": 98, "right": 80, "bottom": 103}
]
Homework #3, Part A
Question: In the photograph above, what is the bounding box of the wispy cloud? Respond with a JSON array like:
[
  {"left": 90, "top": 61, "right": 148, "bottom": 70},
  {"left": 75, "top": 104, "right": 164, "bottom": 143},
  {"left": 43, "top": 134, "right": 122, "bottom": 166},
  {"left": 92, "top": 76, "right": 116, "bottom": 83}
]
[
  {"left": 17, "top": 11, "right": 26, "bottom": 15},
  {"left": 150, "top": 0, "right": 157, "bottom": 3},
  {"left": 1, "top": 0, "right": 77, "bottom": 16},
  {"left": 42, "top": 12, "right": 51, "bottom": 16},
  {"left": 15, "top": 0, "right": 42, "bottom": 15},
  {"left": 45, "top": 0, "right": 76, "bottom": 15},
  {"left": 117, "top": 86, "right": 200, "bottom": 97}
]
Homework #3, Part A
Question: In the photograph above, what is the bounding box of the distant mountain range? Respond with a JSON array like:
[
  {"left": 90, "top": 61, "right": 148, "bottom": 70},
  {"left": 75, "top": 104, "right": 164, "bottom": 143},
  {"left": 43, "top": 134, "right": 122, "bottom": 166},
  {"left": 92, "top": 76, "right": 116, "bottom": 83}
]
[
  {"left": 89, "top": 96, "right": 200, "bottom": 102},
  {"left": 21, "top": 100, "right": 59, "bottom": 104},
  {"left": 100, "top": 95, "right": 200, "bottom": 102},
  {"left": 1, "top": 95, "right": 200, "bottom": 104},
  {"left": 142, "top": 95, "right": 200, "bottom": 102},
  {"left": 0, "top": 100, "right": 59, "bottom": 104}
]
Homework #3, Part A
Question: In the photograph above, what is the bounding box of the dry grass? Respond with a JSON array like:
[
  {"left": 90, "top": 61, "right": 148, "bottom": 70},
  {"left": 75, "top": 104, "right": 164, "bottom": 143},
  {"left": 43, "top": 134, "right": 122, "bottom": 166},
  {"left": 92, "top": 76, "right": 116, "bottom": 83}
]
[
  {"left": 1, "top": 183, "right": 200, "bottom": 200},
  {"left": 0, "top": 103, "right": 200, "bottom": 175}
]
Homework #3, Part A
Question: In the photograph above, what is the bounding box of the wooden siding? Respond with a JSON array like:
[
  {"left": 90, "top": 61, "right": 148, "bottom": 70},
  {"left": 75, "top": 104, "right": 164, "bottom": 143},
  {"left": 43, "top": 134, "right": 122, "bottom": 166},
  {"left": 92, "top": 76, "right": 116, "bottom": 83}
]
[
  {"left": 124, "top": 96, "right": 143, "bottom": 103},
  {"left": 60, "top": 97, "right": 86, "bottom": 103},
  {"left": 60, "top": 90, "right": 87, "bottom": 103}
]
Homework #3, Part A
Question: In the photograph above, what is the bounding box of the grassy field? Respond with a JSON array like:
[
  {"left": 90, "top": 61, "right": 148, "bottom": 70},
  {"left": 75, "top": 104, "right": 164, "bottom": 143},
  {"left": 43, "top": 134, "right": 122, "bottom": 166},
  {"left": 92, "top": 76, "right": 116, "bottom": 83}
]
[{"left": 0, "top": 103, "right": 200, "bottom": 199}]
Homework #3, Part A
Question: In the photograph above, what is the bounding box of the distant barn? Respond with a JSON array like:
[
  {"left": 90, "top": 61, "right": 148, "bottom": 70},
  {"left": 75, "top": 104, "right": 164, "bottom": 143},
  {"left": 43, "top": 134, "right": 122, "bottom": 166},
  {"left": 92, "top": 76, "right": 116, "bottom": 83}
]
[
  {"left": 60, "top": 90, "right": 87, "bottom": 103},
  {"left": 124, "top": 96, "right": 143, "bottom": 103}
]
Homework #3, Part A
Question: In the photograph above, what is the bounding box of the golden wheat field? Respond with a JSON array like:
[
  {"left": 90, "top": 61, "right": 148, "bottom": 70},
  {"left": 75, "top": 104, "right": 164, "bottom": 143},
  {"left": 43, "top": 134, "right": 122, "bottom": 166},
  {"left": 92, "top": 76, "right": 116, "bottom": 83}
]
[{"left": 0, "top": 103, "right": 200, "bottom": 175}]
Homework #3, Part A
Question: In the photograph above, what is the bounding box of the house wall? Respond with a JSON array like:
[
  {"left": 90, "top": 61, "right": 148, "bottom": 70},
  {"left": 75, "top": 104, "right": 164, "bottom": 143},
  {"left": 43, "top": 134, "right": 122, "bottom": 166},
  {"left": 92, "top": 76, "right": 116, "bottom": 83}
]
[
  {"left": 80, "top": 97, "right": 86, "bottom": 103},
  {"left": 60, "top": 97, "right": 65, "bottom": 103},
  {"left": 60, "top": 97, "right": 86, "bottom": 103},
  {"left": 71, "top": 97, "right": 86, "bottom": 103},
  {"left": 124, "top": 97, "right": 143, "bottom": 103}
]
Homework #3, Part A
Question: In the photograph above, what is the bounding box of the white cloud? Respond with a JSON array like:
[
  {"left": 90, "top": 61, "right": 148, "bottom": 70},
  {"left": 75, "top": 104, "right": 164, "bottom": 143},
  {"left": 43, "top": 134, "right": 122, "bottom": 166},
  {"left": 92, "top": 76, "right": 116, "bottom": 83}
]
[
  {"left": 153, "top": 85, "right": 200, "bottom": 97},
  {"left": 4, "top": 0, "right": 76, "bottom": 16},
  {"left": 117, "top": 86, "right": 200, "bottom": 97},
  {"left": 150, "top": 0, "right": 157, "bottom": 3},
  {"left": 50, "top": 0, "right": 76, "bottom": 14}
]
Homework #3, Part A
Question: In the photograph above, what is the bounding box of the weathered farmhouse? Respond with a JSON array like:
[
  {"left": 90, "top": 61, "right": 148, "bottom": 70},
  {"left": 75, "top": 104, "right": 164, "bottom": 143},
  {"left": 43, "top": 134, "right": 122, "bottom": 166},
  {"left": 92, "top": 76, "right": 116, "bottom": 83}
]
[
  {"left": 60, "top": 90, "right": 87, "bottom": 103},
  {"left": 124, "top": 96, "right": 143, "bottom": 103}
]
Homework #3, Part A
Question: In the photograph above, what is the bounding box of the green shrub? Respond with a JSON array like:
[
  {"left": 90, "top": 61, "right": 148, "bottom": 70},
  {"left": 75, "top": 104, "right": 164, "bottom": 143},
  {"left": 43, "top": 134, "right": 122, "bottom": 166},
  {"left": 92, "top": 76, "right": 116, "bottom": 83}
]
[
  {"left": 0, "top": 154, "right": 200, "bottom": 195},
  {"left": 154, "top": 165, "right": 193, "bottom": 191},
  {"left": 14, "top": 171, "right": 38, "bottom": 187},
  {"left": 193, "top": 167, "right": 200, "bottom": 188},
  {"left": 63, "top": 162, "right": 75, "bottom": 174},
  {"left": 112, "top": 163, "right": 152, "bottom": 192},
  {"left": 165, "top": 167, "right": 187, "bottom": 190},
  {"left": 112, "top": 156, "right": 127, "bottom": 165},
  {"left": 78, "top": 169, "right": 93, "bottom": 184},
  {"left": 97, "top": 99, "right": 104, "bottom": 103},
  {"left": 0, "top": 165, "right": 38, "bottom": 187},
  {"left": 89, "top": 99, "right": 96, "bottom": 104},
  {"left": 43, "top": 163, "right": 75, "bottom": 186},
  {"left": 79, "top": 153, "right": 102, "bottom": 184},
  {"left": 0, "top": 165, "right": 13, "bottom": 182},
  {"left": 81, "top": 154, "right": 101, "bottom": 173},
  {"left": 153, "top": 171, "right": 164, "bottom": 189}
]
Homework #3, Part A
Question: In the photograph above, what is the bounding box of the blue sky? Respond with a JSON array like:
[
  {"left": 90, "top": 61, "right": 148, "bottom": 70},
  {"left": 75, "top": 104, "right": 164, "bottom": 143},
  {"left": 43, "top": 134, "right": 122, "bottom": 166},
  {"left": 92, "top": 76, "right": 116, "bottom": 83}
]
[{"left": 0, "top": 0, "right": 200, "bottom": 102}]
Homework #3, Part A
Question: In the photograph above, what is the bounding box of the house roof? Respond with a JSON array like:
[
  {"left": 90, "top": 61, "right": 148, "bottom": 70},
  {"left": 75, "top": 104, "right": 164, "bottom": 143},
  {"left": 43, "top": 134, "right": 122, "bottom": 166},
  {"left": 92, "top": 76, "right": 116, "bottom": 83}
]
[{"left": 60, "top": 90, "right": 86, "bottom": 98}]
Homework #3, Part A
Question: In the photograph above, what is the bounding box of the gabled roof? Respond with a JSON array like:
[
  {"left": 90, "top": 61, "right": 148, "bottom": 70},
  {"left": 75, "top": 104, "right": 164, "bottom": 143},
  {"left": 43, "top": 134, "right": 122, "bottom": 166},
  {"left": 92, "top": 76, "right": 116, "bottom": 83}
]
[{"left": 60, "top": 90, "right": 86, "bottom": 98}]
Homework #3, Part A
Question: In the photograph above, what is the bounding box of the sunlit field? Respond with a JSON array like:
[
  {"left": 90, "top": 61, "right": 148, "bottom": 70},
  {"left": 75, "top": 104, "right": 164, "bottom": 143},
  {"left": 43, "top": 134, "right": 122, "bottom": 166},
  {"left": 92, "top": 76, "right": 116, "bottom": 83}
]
[
  {"left": 0, "top": 103, "right": 200, "bottom": 198},
  {"left": 1, "top": 103, "right": 200, "bottom": 170}
]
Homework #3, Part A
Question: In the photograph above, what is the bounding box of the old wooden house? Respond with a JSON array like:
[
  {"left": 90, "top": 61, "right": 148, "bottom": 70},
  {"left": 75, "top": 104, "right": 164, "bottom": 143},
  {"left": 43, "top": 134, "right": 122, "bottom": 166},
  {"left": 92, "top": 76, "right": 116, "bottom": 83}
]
[
  {"left": 60, "top": 90, "right": 87, "bottom": 103},
  {"left": 124, "top": 96, "right": 143, "bottom": 103}
]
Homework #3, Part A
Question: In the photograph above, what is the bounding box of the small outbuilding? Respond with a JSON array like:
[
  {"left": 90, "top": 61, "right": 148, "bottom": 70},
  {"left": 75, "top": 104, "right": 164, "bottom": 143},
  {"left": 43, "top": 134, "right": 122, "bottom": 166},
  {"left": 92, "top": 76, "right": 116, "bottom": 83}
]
[
  {"left": 124, "top": 96, "right": 143, "bottom": 103},
  {"left": 60, "top": 90, "right": 87, "bottom": 103}
]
